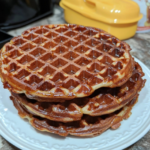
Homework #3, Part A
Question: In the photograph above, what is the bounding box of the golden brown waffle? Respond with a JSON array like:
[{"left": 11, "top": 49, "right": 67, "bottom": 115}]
[
  {"left": 0, "top": 24, "right": 134, "bottom": 101},
  {"left": 11, "top": 95, "right": 138, "bottom": 137},
  {"left": 11, "top": 62, "right": 145, "bottom": 122}
]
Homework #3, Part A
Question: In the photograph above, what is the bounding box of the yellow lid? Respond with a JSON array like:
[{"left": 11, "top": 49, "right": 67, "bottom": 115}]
[{"left": 60, "top": 0, "right": 142, "bottom": 24}]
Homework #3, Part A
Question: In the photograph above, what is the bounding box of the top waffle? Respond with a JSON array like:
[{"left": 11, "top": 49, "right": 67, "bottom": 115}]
[{"left": 0, "top": 24, "right": 134, "bottom": 100}]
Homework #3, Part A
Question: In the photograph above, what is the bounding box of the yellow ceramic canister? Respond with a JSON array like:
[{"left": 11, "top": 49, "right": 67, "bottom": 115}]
[{"left": 60, "top": 0, "right": 143, "bottom": 40}]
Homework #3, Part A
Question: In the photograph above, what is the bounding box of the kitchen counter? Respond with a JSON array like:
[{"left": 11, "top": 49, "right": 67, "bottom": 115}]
[{"left": 0, "top": 5, "right": 150, "bottom": 150}]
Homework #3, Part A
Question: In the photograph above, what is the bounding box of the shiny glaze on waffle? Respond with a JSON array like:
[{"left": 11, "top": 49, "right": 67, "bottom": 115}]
[
  {"left": 11, "top": 95, "right": 138, "bottom": 137},
  {"left": 11, "top": 62, "right": 145, "bottom": 122},
  {"left": 0, "top": 24, "right": 134, "bottom": 101}
]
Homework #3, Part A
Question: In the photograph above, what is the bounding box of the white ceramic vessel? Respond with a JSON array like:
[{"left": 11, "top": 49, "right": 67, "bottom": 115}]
[{"left": 0, "top": 58, "right": 150, "bottom": 150}]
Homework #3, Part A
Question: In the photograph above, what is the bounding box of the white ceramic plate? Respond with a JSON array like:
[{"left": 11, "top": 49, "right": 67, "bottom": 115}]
[{"left": 0, "top": 58, "right": 150, "bottom": 150}]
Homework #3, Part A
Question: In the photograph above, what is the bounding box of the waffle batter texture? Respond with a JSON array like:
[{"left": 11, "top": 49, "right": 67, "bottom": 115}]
[{"left": 0, "top": 24, "right": 146, "bottom": 137}]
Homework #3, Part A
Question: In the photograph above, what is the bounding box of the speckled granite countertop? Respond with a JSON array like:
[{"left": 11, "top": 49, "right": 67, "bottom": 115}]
[{"left": 0, "top": 5, "right": 150, "bottom": 150}]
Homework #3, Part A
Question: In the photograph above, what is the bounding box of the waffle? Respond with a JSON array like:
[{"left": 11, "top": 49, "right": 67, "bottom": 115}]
[
  {"left": 11, "top": 62, "right": 145, "bottom": 122},
  {"left": 11, "top": 95, "right": 138, "bottom": 137},
  {"left": 0, "top": 24, "right": 134, "bottom": 101}
]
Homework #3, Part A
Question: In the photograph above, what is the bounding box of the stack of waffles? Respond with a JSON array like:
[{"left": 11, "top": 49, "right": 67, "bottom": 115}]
[{"left": 0, "top": 24, "right": 146, "bottom": 137}]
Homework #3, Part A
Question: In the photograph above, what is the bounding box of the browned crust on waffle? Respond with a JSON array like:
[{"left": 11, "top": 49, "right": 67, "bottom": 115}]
[
  {"left": 83, "top": 61, "right": 146, "bottom": 116},
  {"left": 0, "top": 24, "right": 134, "bottom": 101},
  {"left": 10, "top": 61, "right": 145, "bottom": 122},
  {"left": 11, "top": 95, "right": 138, "bottom": 137}
]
